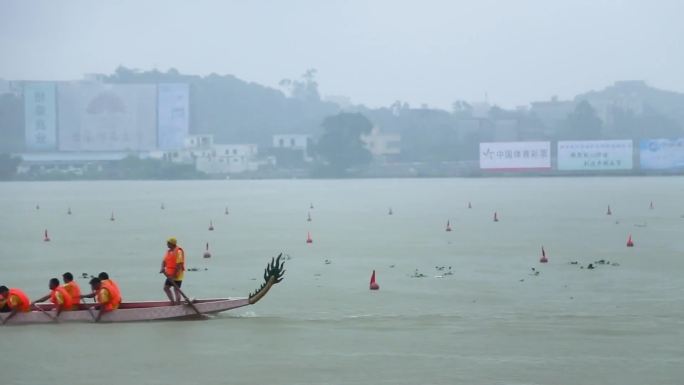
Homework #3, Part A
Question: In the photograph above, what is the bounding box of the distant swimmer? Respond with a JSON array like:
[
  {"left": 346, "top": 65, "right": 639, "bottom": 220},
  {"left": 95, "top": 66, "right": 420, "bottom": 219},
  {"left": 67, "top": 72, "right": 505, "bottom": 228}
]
[
  {"left": 32, "top": 278, "right": 74, "bottom": 316},
  {"left": 160, "top": 237, "right": 185, "bottom": 304},
  {"left": 0, "top": 285, "right": 31, "bottom": 324}
]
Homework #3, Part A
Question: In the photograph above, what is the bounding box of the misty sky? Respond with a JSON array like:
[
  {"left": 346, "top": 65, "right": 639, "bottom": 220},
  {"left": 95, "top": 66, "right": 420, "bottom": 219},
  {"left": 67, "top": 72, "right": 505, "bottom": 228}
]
[{"left": 1, "top": 0, "right": 683, "bottom": 109}]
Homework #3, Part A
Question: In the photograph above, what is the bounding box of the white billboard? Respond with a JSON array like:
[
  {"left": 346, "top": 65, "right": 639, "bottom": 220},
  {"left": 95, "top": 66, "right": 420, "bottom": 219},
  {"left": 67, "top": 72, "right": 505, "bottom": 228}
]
[
  {"left": 24, "top": 82, "right": 57, "bottom": 151},
  {"left": 58, "top": 82, "right": 157, "bottom": 151},
  {"left": 479, "top": 142, "right": 551, "bottom": 170},
  {"left": 640, "top": 139, "right": 684, "bottom": 170},
  {"left": 557, "top": 140, "right": 633, "bottom": 171},
  {"left": 158, "top": 83, "right": 189, "bottom": 150}
]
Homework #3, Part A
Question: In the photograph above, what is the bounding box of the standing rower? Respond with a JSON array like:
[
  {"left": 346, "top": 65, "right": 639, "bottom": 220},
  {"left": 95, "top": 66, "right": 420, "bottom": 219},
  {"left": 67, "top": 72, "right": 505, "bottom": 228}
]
[
  {"left": 0, "top": 286, "right": 31, "bottom": 324},
  {"left": 160, "top": 237, "right": 185, "bottom": 304}
]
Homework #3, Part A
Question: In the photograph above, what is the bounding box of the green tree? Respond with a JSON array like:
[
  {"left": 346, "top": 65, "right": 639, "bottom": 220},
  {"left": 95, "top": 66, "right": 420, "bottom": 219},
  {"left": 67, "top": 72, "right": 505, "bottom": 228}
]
[
  {"left": 558, "top": 100, "right": 603, "bottom": 140},
  {"left": 0, "top": 153, "right": 21, "bottom": 180},
  {"left": 314, "top": 113, "right": 373, "bottom": 176}
]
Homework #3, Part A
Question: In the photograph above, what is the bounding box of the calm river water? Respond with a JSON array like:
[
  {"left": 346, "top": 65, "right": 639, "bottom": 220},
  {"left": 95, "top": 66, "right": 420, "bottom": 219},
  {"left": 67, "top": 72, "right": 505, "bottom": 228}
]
[{"left": 1, "top": 178, "right": 683, "bottom": 385}]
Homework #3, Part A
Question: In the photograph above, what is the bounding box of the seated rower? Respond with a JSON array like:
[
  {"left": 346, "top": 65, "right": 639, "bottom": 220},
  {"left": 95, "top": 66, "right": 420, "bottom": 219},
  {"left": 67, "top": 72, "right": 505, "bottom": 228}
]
[
  {"left": 62, "top": 272, "right": 82, "bottom": 310},
  {"left": 32, "top": 278, "right": 74, "bottom": 316},
  {"left": 84, "top": 278, "right": 121, "bottom": 322},
  {"left": 0, "top": 285, "right": 31, "bottom": 324},
  {"left": 98, "top": 272, "right": 122, "bottom": 302}
]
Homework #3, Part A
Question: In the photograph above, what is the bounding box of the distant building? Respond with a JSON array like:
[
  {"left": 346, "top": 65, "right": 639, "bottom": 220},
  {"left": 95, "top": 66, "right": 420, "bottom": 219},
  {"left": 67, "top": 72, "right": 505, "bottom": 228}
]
[
  {"left": 361, "top": 127, "right": 401, "bottom": 159},
  {"left": 16, "top": 152, "right": 129, "bottom": 175},
  {"left": 196, "top": 144, "right": 259, "bottom": 174},
  {"left": 273, "top": 134, "right": 310, "bottom": 150}
]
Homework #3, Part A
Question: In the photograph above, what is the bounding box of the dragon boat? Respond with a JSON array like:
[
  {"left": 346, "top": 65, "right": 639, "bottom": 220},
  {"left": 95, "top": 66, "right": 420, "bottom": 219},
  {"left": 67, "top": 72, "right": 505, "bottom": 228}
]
[{"left": 1, "top": 254, "right": 285, "bottom": 325}]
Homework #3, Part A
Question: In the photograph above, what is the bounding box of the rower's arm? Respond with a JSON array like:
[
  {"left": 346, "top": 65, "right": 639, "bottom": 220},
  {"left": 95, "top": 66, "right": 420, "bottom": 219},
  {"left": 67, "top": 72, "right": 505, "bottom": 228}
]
[
  {"left": 1, "top": 308, "right": 18, "bottom": 324},
  {"left": 32, "top": 294, "right": 50, "bottom": 304},
  {"left": 80, "top": 292, "right": 95, "bottom": 299}
]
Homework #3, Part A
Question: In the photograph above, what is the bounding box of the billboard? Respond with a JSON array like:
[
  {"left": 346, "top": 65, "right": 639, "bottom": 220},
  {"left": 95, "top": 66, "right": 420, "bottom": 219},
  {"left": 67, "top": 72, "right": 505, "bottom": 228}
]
[
  {"left": 479, "top": 142, "right": 551, "bottom": 170},
  {"left": 24, "top": 82, "right": 57, "bottom": 150},
  {"left": 58, "top": 82, "right": 157, "bottom": 151},
  {"left": 157, "top": 83, "right": 189, "bottom": 150},
  {"left": 557, "top": 140, "right": 633, "bottom": 170},
  {"left": 640, "top": 138, "right": 684, "bottom": 170}
]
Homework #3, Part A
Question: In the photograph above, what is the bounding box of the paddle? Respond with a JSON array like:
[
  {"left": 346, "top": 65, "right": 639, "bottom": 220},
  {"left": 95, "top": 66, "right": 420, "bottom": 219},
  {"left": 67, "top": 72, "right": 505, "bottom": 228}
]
[
  {"left": 165, "top": 277, "right": 205, "bottom": 318},
  {"left": 81, "top": 298, "right": 97, "bottom": 321},
  {"left": 32, "top": 303, "right": 58, "bottom": 323}
]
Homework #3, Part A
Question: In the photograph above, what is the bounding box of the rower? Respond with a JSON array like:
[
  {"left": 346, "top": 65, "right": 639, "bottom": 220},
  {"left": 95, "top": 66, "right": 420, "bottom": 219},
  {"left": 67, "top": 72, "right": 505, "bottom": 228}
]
[
  {"left": 0, "top": 285, "right": 31, "bottom": 324},
  {"left": 62, "top": 272, "right": 82, "bottom": 310},
  {"left": 160, "top": 237, "right": 185, "bottom": 304},
  {"left": 32, "top": 278, "right": 74, "bottom": 316},
  {"left": 98, "top": 272, "right": 122, "bottom": 302},
  {"left": 86, "top": 278, "right": 120, "bottom": 322}
]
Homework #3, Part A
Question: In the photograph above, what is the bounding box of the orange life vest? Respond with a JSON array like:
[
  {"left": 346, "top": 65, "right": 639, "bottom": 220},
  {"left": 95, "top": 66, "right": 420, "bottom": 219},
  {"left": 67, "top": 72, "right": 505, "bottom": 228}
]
[
  {"left": 6, "top": 288, "right": 30, "bottom": 312},
  {"left": 102, "top": 279, "right": 122, "bottom": 302},
  {"left": 63, "top": 281, "right": 82, "bottom": 310},
  {"left": 50, "top": 286, "right": 74, "bottom": 310},
  {"left": 96, "top": 284, "right": 120, "bottom": 312},
  {"left": 163, "top": 247, "right": 185, "bottom": 279}
]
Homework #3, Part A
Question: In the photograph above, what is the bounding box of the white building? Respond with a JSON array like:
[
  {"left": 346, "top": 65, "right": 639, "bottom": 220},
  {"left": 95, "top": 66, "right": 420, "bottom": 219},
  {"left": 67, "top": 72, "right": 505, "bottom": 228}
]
[
  {"left": 273, "top": 134, "right": 310, "bottom": 150},
  {"left": 361, "top": 127, "right": 401, "bottom": 158},
  {"left": 196, "top": 144, "right": 259, "bottom": 174}
]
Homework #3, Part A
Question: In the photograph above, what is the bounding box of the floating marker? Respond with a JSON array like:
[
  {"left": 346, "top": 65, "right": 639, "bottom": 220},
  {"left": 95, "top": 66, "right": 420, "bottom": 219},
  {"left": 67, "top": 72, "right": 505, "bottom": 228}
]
[
  {"left": 649, "top": 201, "right": 654, "bottom": 210},
  {"left": 468, "top": 202, "right": 472, "bottom": 209},
  {"left": 43, "top": 229, "right": 50, "bottom": 242},
  {"left": 494, "top": 212, "right": 499, "bottom": 222},
  {"left": 540, "top": 246, "right": 548, "bottom": 263},
  {"left": 626, "top": 234, "right": 634, "bottom": 247},
  {"left": 161, "top": 203, "right": 165, "bottom": 210},
  {"left": 224, "top": 207, "right": 229, "bottom": 215},
  {"left": 110, "top": 212, "right": 115, "bottom": 221},
  {"left": 203, "top": 242, "right": 212, "bottom": 258},
  {"left": 607, "top": 205, "right": 612, "bottom": 215},
  {"left": 369, "top": 270, "right": 379, "bottom": 290},
  {"left": 445, "top": 220, "right": 452, "bottom": 232},
  {"left": 208, "top": 220, "right": 214, "bottom": 231},
  {"left": 306, "top": 232, "right": 313, "bottom": 244},
  {"left": 388, "top": 207, "right": 393, "bottom": 215},
  {"left": 307, "top": 212, "right": 312, "bottom": 222},
  {"left": 67, "top": 207, "right": 72, "bottom": 215},
  {"left": 310, "top": 203, "right": 314, "bottom": 209},
  {"left": 36, "top": 204, "right": 40, "bottom": 210}
]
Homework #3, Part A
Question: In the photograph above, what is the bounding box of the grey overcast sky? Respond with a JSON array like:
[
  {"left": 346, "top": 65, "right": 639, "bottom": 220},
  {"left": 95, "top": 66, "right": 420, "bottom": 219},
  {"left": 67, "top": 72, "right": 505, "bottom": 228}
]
[{"left": 1, "top": 0, "right": 682, "bottom": 109}]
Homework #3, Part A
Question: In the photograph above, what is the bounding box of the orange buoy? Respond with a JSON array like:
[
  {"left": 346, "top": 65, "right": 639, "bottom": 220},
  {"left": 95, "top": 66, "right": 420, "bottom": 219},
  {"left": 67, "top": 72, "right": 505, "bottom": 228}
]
[
  {"left": 306, "top": 232, "right": 313, "bottom": 244},
  {"left": 307, "top": 212, "right": 312, "bottom": 222},
  {"left": 626, "top": 234, "right": 634, "bottom": 247},
  {"left": 208, "top": 220, "right": 214, "bottom": 231},
  {"left": 43, "top": 229, "right": 50, "bottom": 242},
  {"left": 493, "top": 212, "right": 499, "bottom": 222},
  {"left": 110, "top": 212, "right": 115, "bottom": 221},
  {"left": 445, "top": 220, "right": 452, "bottom": 232},
  {"left": 607, "top": 205, "right": 612, "bottom": 215},
  {"left": 540, "top": 246, "right": 548, "bottom": 263},
  {"left": 203, "top": 242, "right": 212, "bottom": 258},
  {"left": 369, "top": 270, "right": 379, "bottom": 290}
]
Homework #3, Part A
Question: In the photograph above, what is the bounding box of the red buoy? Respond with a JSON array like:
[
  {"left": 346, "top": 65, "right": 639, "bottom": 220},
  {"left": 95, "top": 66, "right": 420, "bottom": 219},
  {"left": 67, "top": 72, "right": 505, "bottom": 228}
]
[
  {"left": 306, "top": 232, "right": 313, "bottom": 244},
  {"left": 43, "top": 229, "right": 50, "bottom": 242},
  {"left": 208, "top": 220, "right": 214, "bottom": 231},
  {"left": 540, "top": 246, "right": 548, "bottom": 263},
  {"left": 445, "top": 220, "right": 452, "bottom": 232},
  {"left": 626, "top": 234, "right": 634, "bottom": 247},
  {"left": 493, "top": 212, "right": 499, "bottom": 222},
  {"left": 369, "top": 270, "right": 379, "bottom": 290},
  {"left": 203, "top": 242, "right": 212, "bottom": 258},
  {"left": 607, "top": 205, "right": 612, "bottom": 215}
]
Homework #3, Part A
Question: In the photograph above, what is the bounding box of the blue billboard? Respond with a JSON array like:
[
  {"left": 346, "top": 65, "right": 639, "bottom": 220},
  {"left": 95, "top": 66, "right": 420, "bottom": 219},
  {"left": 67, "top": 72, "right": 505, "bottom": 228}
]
[
  {"left": 157, "top": 84, "right": 189, "bottom": 150},
  {"left": 24, "top": 82, "right": 57, "bottom": 150},
  {"left": 640, "top": 138, "right": 684, "bottom": 170}
]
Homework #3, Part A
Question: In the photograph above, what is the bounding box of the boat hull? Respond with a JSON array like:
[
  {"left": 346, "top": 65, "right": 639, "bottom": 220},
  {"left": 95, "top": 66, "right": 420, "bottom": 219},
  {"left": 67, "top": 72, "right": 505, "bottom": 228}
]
[{"left": 0, "top": 298, "right": 250, "bottom": 325}]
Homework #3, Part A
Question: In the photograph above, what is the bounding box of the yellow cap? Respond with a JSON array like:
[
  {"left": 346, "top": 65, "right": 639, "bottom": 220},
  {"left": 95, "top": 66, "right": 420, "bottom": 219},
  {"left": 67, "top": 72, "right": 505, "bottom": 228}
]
[{"left": 167, "top": 237, "right": 177, "bottom": 245}]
